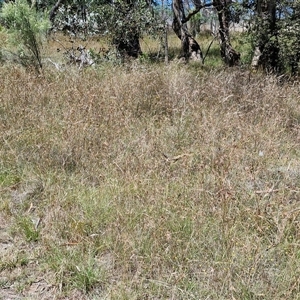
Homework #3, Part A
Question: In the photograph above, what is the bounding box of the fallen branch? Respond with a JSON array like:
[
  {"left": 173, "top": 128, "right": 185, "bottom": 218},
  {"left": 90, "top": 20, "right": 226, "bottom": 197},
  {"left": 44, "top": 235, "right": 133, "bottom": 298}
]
[{"left": 163, "top": 152, "right": 193, "bottom": 162}]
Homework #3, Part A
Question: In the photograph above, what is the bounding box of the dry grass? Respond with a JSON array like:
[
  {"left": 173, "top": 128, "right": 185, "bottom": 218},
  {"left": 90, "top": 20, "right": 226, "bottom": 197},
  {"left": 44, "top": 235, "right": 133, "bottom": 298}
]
[{"left": 0, "top": 47, "right": 300, "bottom": 299}]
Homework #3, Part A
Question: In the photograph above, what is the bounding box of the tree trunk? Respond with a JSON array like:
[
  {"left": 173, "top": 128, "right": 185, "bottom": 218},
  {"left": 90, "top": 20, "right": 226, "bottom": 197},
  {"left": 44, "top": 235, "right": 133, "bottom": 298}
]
[
  {"left": 213, "top": 0, "right": 240, "bottom": 66},
  {"left": 251, "top": 0, "right": 280, "bottom": 72},
  {"left": 172, "top": 0, "right": 203, "bottom": 61},
  {"left": 113, "top": 0, "right": 143, "bottom": 59},
  {"left": 114, "top": 33, "right": 142, "bottom": 59},
  {"left": 49, "top": 0, "right": 64, "bottom": 24},
  {"left": 161, "top": 0, "right": 169, "bottom": 63}
]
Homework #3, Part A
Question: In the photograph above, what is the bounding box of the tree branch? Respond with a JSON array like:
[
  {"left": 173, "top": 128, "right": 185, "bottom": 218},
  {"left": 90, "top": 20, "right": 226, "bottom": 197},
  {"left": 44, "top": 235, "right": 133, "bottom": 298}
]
[
  {"left": 49, "top": 0, "right": 64, "bottom": 23},
  {"left": 182, "top": 2, "right": 213, "bottom": 24}
]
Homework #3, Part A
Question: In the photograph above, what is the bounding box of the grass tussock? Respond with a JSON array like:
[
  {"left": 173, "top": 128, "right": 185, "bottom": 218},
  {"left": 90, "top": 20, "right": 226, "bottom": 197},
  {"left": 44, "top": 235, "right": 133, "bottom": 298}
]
[{"left": 0, "top": 62, "right": 300, "bottom": 299}]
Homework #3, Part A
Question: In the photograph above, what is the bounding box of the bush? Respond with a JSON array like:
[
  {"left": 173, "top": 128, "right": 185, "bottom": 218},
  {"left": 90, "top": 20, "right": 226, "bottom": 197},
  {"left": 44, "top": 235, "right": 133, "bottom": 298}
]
[{"left": 0, "top": 0, "right": 50, "bottom": 72}]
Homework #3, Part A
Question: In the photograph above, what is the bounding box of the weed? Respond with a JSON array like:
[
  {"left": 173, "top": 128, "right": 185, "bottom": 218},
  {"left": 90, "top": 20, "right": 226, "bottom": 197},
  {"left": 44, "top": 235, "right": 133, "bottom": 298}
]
[
  {"left": 45, "top": 246, "right": 105, "bottom": 293},
  {"left": 15, "top": 216, "right": 40, "bottom": 242}
]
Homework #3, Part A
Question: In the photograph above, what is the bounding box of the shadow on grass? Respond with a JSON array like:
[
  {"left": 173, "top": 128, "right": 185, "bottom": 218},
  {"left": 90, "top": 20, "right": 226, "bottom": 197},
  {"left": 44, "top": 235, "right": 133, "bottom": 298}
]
[{"left": 141, "top": 33, "right": 223, "bottom": 67}]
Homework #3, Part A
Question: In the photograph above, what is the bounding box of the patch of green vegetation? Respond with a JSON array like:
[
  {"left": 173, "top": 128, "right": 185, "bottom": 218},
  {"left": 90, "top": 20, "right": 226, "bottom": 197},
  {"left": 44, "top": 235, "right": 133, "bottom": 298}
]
[
  {"left": 0, "top": 258, "right": 18, "bottom": 272},
  {"left": 0, "top": 167, "right": 21, "bottom": 187},
  {"left": 0, "top": 253, "right": 29, "bottom": 272},
  {"left": 15, "top": 216, "right": 40, "bottom": 242},
  {"left": 202, "top": 38, "right": 223, "bottom": 67},
  {"left": 233, "top": 33, "right": 254, "bottom": 65},
  {"left": 45, "top": 246, "right": 105, "bottom": 293}
]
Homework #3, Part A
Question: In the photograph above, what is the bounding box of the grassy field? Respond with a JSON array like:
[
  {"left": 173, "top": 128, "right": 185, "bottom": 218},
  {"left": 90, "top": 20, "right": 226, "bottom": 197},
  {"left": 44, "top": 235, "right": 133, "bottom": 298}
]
[{"left": 0, "top": 33, "right": 300, "bottom": 299}]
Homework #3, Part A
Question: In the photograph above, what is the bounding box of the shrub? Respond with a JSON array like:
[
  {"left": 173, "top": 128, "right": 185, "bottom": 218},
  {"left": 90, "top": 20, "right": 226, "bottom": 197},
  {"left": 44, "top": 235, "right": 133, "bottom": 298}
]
[{"left": 0, "top": 0, "right": 50, "bottom": 72}]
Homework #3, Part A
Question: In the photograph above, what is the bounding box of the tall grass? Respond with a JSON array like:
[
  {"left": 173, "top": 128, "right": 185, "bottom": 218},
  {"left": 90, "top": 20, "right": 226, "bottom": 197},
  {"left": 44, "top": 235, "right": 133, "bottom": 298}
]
[{"left": 0, "top": 57, "right": 300, "bottom": 298}]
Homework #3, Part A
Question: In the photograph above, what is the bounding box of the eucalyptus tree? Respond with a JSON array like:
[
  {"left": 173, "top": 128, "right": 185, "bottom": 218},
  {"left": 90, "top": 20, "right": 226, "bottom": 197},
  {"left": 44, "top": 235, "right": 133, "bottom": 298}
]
[
  {"left": 172, "top": 0, "right": 240, "bottom": 65},
  {"left": 213, "top": 0, "right": 240, "bottom": 66},
  {"left": 279, "top": 0, "right": 300, "bottom": 74},
  {"left": 47, "top": 0, "right": 158, "bottom": 58},
  {"left": 249, "top": 0, "right": 279, "bottom": 71},
  {"left": 96, "top": 0, "right": 156, "bottom": 58},
  {"left": 172, "top": 0, "right": 211, "bottom": 61},
  {"left": 48, "top": 0, "right": 98, "bottom": 36},
  {"left": 245, "top": 0, "right": 300, "bottom": 74}
]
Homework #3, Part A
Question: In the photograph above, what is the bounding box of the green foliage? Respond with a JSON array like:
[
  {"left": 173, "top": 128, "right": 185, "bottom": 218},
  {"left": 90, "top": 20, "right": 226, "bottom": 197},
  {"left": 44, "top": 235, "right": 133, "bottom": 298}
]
[
  {"left": 96, "top": 0, "right": 161, "bottom": 56},
  {"left": 99, "top": 0, "right": 159, "bottom": 35},
  {"left": 0, "top": 0, "right": 50, "bottom": 71},
  {"left": 50, "top": 0, "right": 99, "bottom": 38},
  {"left": 234, "top": 33, "right": 254, "bottom": 65},
  {"left": 245, "top": 0, "right": 300, "bottom": 74},
  {"left": 189, "top": 14, "right": 201, "bottom": 36},
  {"left": 17, "top": 216, "right": 40, "bottom": 242},
  {"left": 48, "top": 0, "right": 161, "bottom": 58},
  {"left": 46, "top": 247, "right": 104, "bottom": 293},
  {"left": 278, "top": 1, "right": 300, "bottom": 74},
  {"left": 0, "top": 168, "right": 20, "bottom": 187}
]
